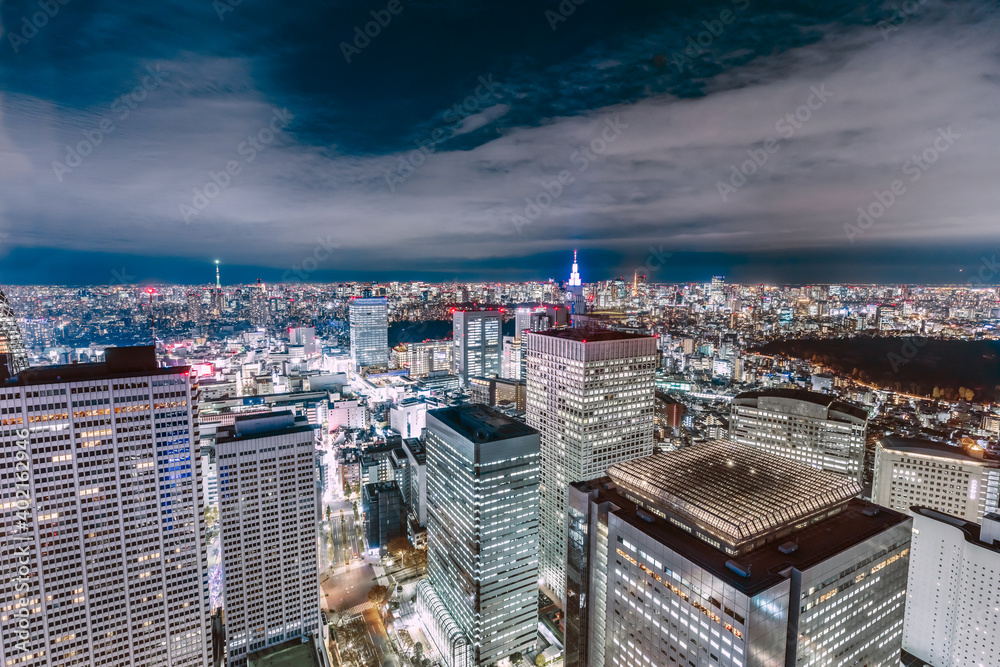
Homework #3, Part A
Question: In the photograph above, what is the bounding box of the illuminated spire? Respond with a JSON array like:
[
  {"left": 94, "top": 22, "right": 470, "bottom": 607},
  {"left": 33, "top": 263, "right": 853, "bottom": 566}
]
[
  {"left": 215, "top": 260, "right": 221, "bottom": 289},
  {"left": 569, "top": 249, "right": 581, "bottom": 287}
]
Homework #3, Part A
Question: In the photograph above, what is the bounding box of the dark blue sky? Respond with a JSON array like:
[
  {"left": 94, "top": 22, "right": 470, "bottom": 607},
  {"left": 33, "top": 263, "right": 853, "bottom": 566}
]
[{"left": 0, "top": 0, "right": 998, "bottom": 285}]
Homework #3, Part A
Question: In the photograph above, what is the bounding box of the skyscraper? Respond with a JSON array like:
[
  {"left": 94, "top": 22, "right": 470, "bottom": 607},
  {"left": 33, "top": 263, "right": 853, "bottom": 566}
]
[
  {"left": 526, "top": 328, "right": 656, "bottom": 603},
  {"left": 0, "top": 287, "right": 29, "bottom": 375},
  {"left": 349, "top": 296, "right": 389, "bottom": 370},
  {"left": 729, "top": 388, "right": 868, "bottom": 483},
  {"left": 565, "top": 441, "right": 912, "bottom": 667},
  {"left": 216, "top": 411, "right": 321, "bottom": 667},
  {"left": 565, "top": 250, "right": 585, "bottom": 322},
  {"left": 0, "top": 346, "right": 212, "bottom": 667},
  {"left": 418, "top": 405, "right": 540, "bottom": 667},
  {"left": 872, "top": 436, "right": 1000, "bottom": 523},
  {"left": 903, "top": 508, "right": 1000, "bottom": 667},
  {"left": 452, "top": 309, "right": 501, "bottom": 385}
]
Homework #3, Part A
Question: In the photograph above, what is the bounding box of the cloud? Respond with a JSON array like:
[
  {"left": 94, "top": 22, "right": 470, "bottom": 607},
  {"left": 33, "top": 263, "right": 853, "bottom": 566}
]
[{"left": 0, "top": 0, "right": 998, "bottom": 283}]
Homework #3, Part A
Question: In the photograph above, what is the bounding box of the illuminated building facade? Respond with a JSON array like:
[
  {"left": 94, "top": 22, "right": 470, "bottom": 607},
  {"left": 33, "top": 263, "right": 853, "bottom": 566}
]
[
  {"left": 216, "top": 412, "right": 320, "bottom": 667},
  {"left": 903, "top": 508, "right": 1000, "bottom": 667},
  {"left": 349, "top": 297, "right": 389, "bottom": 370},
  {"left": 527, "top": 328, "right": 656, "bottom": 603},
  {"left": 872, "top": 436, "right": 1000, "bottom": 523},
  {"left": 729, "top": 388, "right": 868, "bottom": 483},
  {"left": 420, "top": 405, "right": 540, "bottom": 667},
  {"left": 394, "top": 339, "right": 453, "bottom": 378},
  {"left": 0, "top": 287, "right": 29, "bottom": 375},
  {"left": 0, "top": 346, "right": 212, "bottom": 667},
  {"left": 452, "top": 310, "right": 501, "bottom": 385},
  {"left": 565, "top": 441, "right": 911, "bottom": 667}
]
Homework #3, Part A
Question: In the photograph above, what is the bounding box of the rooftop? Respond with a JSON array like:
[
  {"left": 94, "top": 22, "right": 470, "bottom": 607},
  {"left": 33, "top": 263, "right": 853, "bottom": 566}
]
[
  {"left": 608, "top": 440, "right": 862, "bottom": 551},
  {"left": 880, "top": 436, "right": 997, "bottom": 464},
  {"left": 576, "top": 481, "right": 908, "bottom": 596},
  {"left": 530, "top": 328, "right": 651, "bottom": 342},
  {"left": 733, "top": 387, "right": 868, "bottom": 421},
  {"left": 912, "top": 506, "right": 1000, "bottom": 552},
  {"left": 6, "top": 346, "right": 186, "bottom": 385},
  {"left": 248, "top": 637, "right": 322, "bottom": 667},
  {"left": 428, "top": 404, "right": 537, "bottom": 443}
]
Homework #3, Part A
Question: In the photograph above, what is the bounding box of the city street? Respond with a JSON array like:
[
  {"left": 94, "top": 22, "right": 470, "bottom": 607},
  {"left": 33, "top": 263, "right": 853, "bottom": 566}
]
[{"left": 321, "top": 561, "right": 376, "bottom": 613}]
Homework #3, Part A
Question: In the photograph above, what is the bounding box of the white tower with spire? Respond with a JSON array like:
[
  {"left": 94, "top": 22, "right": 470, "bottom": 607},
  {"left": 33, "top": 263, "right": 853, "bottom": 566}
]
[{"left": 566, "top": 250, "right": 586, "bottom": 325}]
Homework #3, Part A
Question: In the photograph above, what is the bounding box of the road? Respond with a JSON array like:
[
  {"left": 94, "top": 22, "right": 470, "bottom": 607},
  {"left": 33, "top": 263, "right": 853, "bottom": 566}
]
[{"left": 362, "top": 605, "right": 391, "bottom": 666}]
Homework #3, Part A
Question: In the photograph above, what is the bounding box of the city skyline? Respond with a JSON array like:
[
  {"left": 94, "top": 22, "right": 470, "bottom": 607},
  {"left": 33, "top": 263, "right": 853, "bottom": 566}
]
[{"left": 1, "top": 2, "right": 999, "bottom": 284}]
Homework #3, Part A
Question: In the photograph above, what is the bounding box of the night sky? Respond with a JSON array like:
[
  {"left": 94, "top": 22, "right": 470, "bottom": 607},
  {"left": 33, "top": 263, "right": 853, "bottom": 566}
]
[{"left": 0, "top": 0, "right": 997, "bottom": 285}]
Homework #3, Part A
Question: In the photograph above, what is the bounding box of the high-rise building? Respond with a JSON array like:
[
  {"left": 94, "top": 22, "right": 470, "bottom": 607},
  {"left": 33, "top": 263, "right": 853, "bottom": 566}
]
[
  {"left": 362, "top": 481, "right": 407, "bottom": 557},
  {"left": 565, "top": 440, "right": 912, "bottom": 667},
  {"left": 0, "top": 287, "right": 29, "bottom": 375},
  {"left": 418, "top": 405, "right": 540, "bottom": 667},
  {"left": 0, "top": 346, "right": 212, "bottom": 667},
  {"left": 565, "top": 250, "right": 586, "bottom": 322},
  {"left": 729, "top": 388, "right": 868, "bottom": 483},
  {"left": 288, "top": 326, "right": 317, "bottom": 354},
  {"left": 903, "top": 508, "right": 1000, "bottom": 667},
  {"left": 873, "top": 436, "right": 1000, "bottom": 523},
  {"left": 527, "top": 328, "right": 656, "bottom": 603},
  {"left": 216, "top": 411, "right": 320, "bottom": 667},
  {"left": 186, "top": 291, "right": 203, "bottom": 322},
  {"left": 394, "top": 339, "right": 453, "bottom": 378},
  {"left": 349, "top": 297, "right": 389, "bottom": 370},
  {"left": 452, "top": 310, "right": 501, "bottom": 385}
]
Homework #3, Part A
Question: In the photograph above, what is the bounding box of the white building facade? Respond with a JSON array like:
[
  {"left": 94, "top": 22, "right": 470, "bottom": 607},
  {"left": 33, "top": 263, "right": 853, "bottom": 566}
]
[
  {"left": 349, "top": 297, "right": 388, "bottom": 370},
  {"left": 0, "top": 347, "right": 212, "bottom": 667},
  {"left": 526, "top": 329, "right": 656, "bottom": 603},
  {"left": 903, "top": 508, "right": 1000, "bottom": 667},
  {"left": 730, "top": 388, "right": 868, "bottom": 483},
  {"left": 452, "top": 310, "right": 501, "bottom": 385},
  {"left": 217, "top": 412, "right": 320, "bottom": 667},
  {"left": 872, "top": 436, "right": 1000, "bottom": 523}
]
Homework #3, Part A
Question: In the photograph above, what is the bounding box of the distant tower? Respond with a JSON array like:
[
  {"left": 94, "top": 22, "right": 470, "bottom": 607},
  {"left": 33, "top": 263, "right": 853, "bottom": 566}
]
[
  {"left": 566, "top": 250, "right": 586, "bottom": 323},
  {"left": 215, "top": 259, "right": 221, "bottom": 289},
  {"left": 0, "top": 287, "right": 29, "bottom": 375}
]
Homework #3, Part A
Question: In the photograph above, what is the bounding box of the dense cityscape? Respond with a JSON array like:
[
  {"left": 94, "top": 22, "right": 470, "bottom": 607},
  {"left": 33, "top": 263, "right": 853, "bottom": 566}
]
[
  {"left": 4, "top": 1, "right": 1000, "bottom": 666},
  {"left": 1, "top": 253, "right": 999, "bottom": 667}
]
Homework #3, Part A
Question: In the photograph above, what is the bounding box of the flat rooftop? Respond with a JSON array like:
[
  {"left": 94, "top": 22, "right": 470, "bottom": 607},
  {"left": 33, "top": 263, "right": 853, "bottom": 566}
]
[
  {"left": 577, "top": 479, "right": 908, "bottom": 596},
  {"left": 734, "top": 387, "right": 868, "bottom": 421},
  {"left": 531, "top": 328, "right": 651, "bottom": 342},
  {"left": 881, "top": 436, "right": 997, "bottom": 464},
  {"left": 248, "top": 637, "right": 322, "bottom": 667},
  {"left": 428, "top": 404, "right": 537, "bottom": 443},
  {"left": 608, "top": 440, "right": 862, "bottom": 547},
  {"left": 6, "top": 346, "right": 186, "bottom": 385}
]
